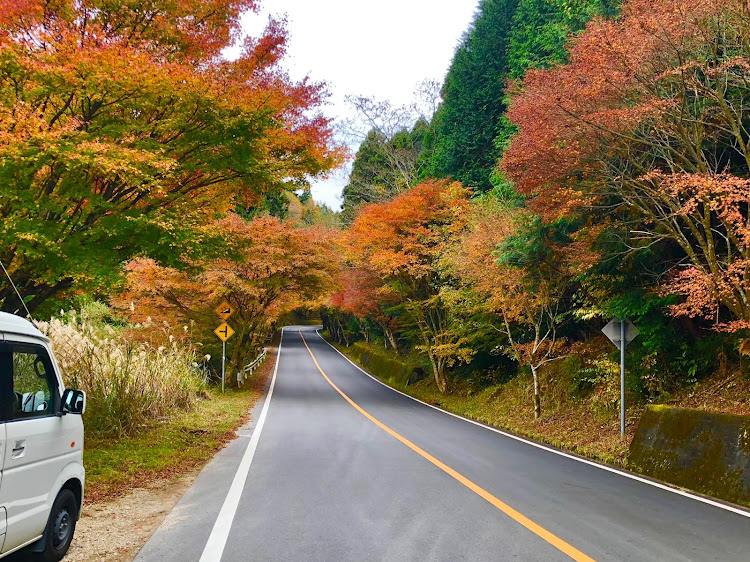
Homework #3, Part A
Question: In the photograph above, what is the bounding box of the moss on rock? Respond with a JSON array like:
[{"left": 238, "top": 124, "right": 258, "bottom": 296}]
[{"left": 629, "top": 405, "right": 750, "bottom": 507}]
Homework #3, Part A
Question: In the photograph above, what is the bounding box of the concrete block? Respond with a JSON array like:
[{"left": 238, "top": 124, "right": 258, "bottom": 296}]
[{"left": 629, "top": 405, "right": 750, "bottom": 506}]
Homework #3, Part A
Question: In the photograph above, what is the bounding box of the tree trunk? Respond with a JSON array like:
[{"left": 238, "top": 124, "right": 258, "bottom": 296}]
[
  {"left": 0, "top": 276, "right": 73, "bottom": 315},
  {"left": 25, "top": 278, "right": 74, "bottom": 314},
  {"left": 531, "top": 365, "right": 541, "bottom": 419},
  {"left": 384, "top": 326, "right": 398, "bottom": 352},
  {"left": 329, "top": 317, "right": 339, "bottom": 343},
  {"left": 340, "top": 318, "right": 349, "bottom": 347},
  {"left": 428, "top": 352, "right": 448, "bottom": 394}
]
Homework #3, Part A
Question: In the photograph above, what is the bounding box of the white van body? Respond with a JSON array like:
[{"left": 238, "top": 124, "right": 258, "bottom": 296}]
[{"left": 0, "top": 312, "right": 85, "bottom": 560}]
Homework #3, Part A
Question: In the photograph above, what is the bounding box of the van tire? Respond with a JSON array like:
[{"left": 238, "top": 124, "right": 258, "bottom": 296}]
[{"left": 38, "top": 489, "right": 78, "bottom": 561}]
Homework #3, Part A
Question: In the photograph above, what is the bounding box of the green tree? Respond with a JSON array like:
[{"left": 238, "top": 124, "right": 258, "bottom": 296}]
[
  {"left": 425, "top": 0, "right": 519, "bottom": 193},
  {"left": 340, "top": 89, "right": 437, "bottom": 225},
  {"left": 508, "top": 0, "right": 616, "bottom": 79},
  {"left": 341, "top": 130, "right": 395, "bottom": 223},
  {"left": 0, "top": 1, "right": 342, "bottom": 314},
  {"left": 423, "top": 0, "right": 614, "bottom": 193}
]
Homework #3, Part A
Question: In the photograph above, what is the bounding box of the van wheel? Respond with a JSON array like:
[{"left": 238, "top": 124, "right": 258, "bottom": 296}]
[{"left": 39, "top": 489, "right": 77, "bottom": 561}]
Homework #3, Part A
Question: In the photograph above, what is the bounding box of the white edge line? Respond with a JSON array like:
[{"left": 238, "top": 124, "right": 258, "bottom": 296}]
[
  {"left": 199, "top": 328, "right": 285, "bottom": 562},
  {"left": 314, "top": 328, "right": 750, "bottom": 519}
]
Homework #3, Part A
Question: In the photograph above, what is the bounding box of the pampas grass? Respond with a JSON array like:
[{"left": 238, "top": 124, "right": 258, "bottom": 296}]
[{"left": 36, "top": 306, "right": 208, "bottom": 438}]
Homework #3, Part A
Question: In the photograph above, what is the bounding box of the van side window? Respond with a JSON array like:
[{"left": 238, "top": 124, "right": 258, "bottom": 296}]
[{"left": 11, "top": 345, "right": 56, "bottom": 419}]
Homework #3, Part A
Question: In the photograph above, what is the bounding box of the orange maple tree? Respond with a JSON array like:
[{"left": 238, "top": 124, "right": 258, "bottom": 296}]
[
  {"left": 502, "top": 0, "right": 750, "bottom": 338},
  {"left": 502, "top": 0, "right": 732, "bottom": 215},
  {"left": 330, "top": 268, "right": 401, "bottom": 349},
  {"left": 0, "top": 0, "right": 344, "bottom": 312},
  {"left": 121, "top": 215, "right": 340, "bottom": 377},
  {"left": 344, "top": 179, "right": 471, "bottom": 393},
  {"left": 446, "top": 197, "right": 569, "bottom": 418}
]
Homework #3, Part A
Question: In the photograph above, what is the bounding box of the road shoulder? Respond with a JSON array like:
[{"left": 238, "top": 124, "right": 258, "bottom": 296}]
[{"left": 64, "top": 346, "right": 276, "bottom": 562}]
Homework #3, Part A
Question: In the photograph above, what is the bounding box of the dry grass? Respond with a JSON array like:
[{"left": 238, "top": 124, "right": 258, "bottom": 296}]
[
  {"left": 84, "top": 342, "right": 275, "bottom": 502},
  {"left": 666, "top": 369, "right": 750, "bottom": 416},
  {"left": 36, "top": 306, "right": 208, "bottom": 437}
]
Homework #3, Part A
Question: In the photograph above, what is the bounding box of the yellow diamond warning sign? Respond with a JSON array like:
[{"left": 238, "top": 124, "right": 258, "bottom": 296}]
[
  {"left": 215, "top": 301, "right": 234, "bottom": 320},
  {"left": 214, "top": 322, "right": 235, "bottom": 342}
]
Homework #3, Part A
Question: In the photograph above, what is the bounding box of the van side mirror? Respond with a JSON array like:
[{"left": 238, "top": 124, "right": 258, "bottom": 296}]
[{"left": 61, "top": 389, "right": 86, "bottom": 415}]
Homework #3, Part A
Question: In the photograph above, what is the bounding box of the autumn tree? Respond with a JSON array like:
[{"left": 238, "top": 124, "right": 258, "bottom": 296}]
[
  {"left": 330, "top": 268, "right": 401, "bottom": 350},
  {"left": 345, "top": 179, "right": 472, "bottom": 393},
  {"left": 120, "top": 215, "right": 340, "bottom": 376},
  {"left": 446, "top": 196, "right": 570, "bottom": 418},
  {"left": 502, "top": 0, "right": 750, "bottom": 340},
  {"left": 0, "top": 0, "right": 343, "bottom": 313}
]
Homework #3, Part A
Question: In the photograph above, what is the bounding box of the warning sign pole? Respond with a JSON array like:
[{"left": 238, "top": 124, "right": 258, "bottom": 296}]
[
  {"left": 222, "top": 339, "right": 226, "bottom": 393},
  {"left": 602, "top": 317, "right": 639, "bottom": 436},
  {"left": 214, "top": 306, "right": 235, "bottom": 393}
]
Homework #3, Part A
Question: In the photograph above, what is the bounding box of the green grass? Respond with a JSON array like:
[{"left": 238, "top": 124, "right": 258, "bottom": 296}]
[{"left": 84, "top": 386, "right": 257, "bottom": 501}]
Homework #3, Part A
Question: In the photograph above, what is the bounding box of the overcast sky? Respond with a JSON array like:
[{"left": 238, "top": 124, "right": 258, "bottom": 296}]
[{"left": 237, "top": 0, "right": 480, "bottom": 210}]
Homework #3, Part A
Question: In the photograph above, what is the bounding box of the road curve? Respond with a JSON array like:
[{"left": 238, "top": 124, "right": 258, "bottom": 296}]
[{"left": 136, "top": 326, "right": 750, "bottom": 561}]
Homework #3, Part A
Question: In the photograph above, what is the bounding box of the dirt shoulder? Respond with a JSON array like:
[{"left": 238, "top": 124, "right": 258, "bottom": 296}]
[
  {"left": 65, "top": 471, "right": 200, "bottom": 562},
  {"left": 65, "top": 345, "right": 275, "bottom": 562}
]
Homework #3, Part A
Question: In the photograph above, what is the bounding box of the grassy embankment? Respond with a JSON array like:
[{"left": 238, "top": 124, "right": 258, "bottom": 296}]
[
  {"left": 84, "top": 383, "right": 265, "bottom": 502},
  {"left": 333, "top": 338, "right": 750, "bottom": 468}
]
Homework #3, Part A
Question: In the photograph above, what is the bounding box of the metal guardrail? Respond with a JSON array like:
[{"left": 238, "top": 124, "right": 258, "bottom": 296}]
[{"left": 238, "top": 347, "right": 267, "bottom": 385}]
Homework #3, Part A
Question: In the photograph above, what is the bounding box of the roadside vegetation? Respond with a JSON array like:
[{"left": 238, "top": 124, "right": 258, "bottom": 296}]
[
  {"left": 3, "top": 0, "right": 750, "bottom": 508},
  {"left": 84, "top": 384, "right": 266, "bottom": 502},
  {"left": 325, "top": 0, "right": 750, "bottom": 447},
  {"left": 32, "top": 301, "right": 273, "bottom": 500},
  {"left": 37, "top": 302, "right": 209, "bottom": 438}
]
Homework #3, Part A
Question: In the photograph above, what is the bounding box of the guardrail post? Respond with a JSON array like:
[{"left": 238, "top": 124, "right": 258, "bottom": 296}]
[{"left": 238, "top": 347, "right": 267, "bottom": 387}]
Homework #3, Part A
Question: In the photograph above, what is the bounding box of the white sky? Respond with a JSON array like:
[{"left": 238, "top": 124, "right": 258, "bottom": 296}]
[{"left": 236, "top": 0, "right": 480, "bottom": 210}]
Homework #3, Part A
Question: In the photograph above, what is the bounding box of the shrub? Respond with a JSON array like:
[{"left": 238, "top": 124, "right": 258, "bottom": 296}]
[{"left": 36, "top": 307, "right": 208, "bottom": 438}]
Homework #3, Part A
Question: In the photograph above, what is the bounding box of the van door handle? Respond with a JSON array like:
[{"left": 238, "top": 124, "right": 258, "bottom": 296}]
[{"left": 11, "top": 441, "right": 25, "bottom": 459}]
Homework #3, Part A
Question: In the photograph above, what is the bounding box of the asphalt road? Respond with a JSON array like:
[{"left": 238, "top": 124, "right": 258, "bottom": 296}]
[{"left": 136, "top": 326, "right": 750, "bottom": 561}]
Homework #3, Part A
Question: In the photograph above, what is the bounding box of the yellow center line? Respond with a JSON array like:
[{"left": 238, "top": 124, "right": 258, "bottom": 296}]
[{"left": 298, "top": 329, "right": 596, "bottom": 562}]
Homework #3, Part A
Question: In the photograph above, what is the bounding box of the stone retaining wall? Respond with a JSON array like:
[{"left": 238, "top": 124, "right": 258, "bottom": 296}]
[{"left": 629, "top": 405, "right": 750, "bottom": 506}]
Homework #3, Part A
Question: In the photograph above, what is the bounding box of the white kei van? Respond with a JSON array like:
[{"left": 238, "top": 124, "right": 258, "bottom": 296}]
[{"left": 0, "top": 312, "right": 85, "bottom": 561}]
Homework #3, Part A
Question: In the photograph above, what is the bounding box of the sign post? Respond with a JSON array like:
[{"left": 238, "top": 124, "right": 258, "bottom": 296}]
[
  {"left": 602, "top": 317, "right": 638, "bottom": 436},
  {"left": 620, "top": 319, "right": 626, "bottom": 437},
  {"left": 214, "top": 301, "right": 235, "bottom": 392}
]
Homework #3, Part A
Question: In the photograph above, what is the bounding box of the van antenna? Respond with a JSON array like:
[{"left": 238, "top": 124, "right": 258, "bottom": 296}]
[{"left": 0, "top": 258, "right": 32, "bottom": 320}]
